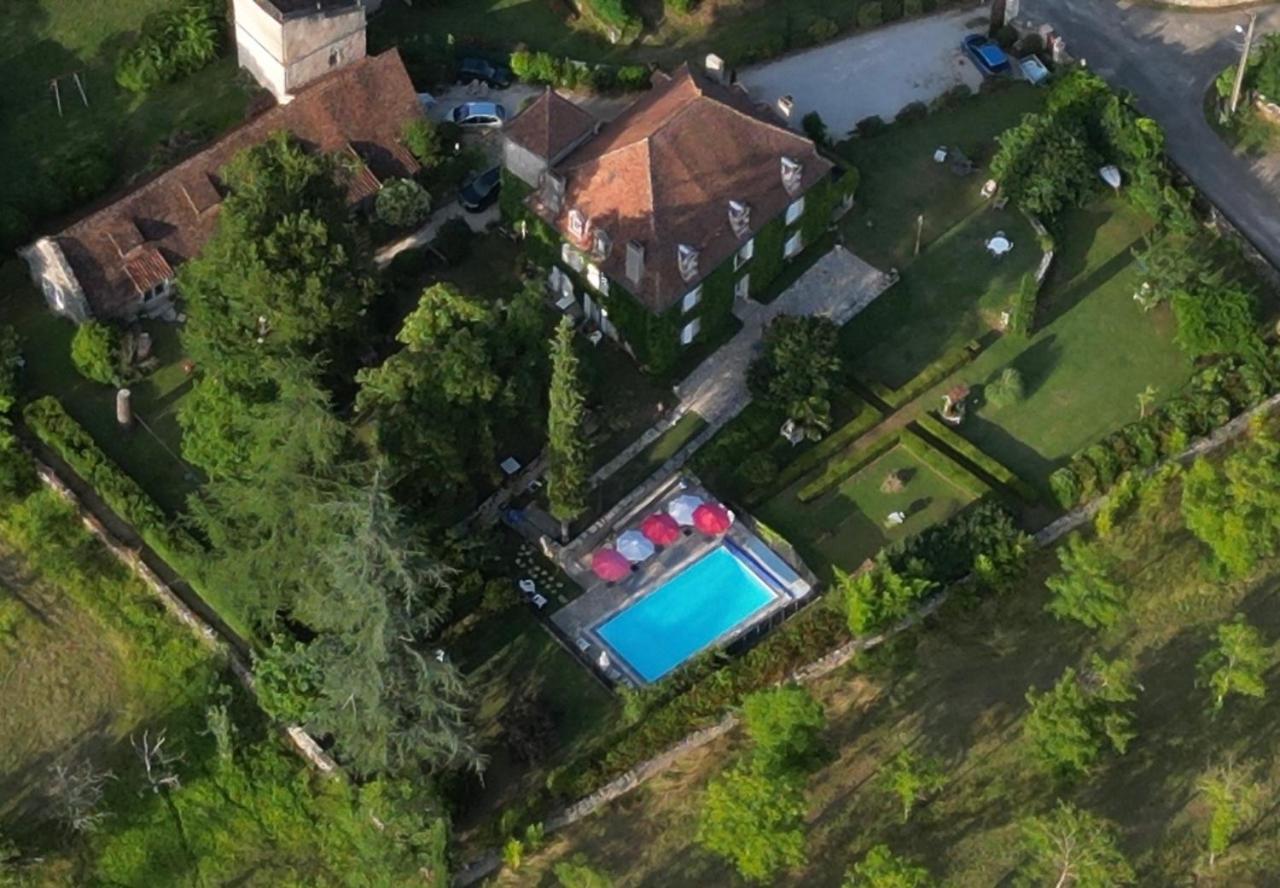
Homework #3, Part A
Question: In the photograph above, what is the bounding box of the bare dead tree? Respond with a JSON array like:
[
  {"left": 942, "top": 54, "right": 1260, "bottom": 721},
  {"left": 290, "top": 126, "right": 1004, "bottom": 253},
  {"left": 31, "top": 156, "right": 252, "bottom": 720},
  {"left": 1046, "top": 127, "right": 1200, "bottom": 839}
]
[
  {"left": 132, "top": 729, "right": 183, "bottom": 794},
  {"left": 46, "top": 760, "right": 113, "bottom": 834}
]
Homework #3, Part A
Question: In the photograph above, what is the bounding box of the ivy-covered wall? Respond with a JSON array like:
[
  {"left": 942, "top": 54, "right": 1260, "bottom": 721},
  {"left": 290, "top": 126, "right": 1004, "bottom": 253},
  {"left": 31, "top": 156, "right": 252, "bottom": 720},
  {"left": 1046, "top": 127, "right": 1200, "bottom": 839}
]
[{"left": 749, "top": 215, "right": 786, "bottom": 299}]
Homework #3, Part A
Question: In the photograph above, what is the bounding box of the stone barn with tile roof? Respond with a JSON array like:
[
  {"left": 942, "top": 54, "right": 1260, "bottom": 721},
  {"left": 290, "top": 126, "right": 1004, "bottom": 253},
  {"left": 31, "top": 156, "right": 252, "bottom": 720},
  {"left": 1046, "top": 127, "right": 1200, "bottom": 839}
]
[
  {"left": 502, "top": 64, "right": 857, "bottom": 375},
  {"left": 21, "top": 50, "right": 421, "bottom": 324}
]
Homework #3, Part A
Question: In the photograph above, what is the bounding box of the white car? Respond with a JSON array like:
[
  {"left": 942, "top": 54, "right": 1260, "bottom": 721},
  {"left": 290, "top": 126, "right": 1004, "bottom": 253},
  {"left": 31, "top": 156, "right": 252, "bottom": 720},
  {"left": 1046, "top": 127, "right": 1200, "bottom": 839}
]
[{"left": 450, "top": 101, "right": 507, "bottom": 128}]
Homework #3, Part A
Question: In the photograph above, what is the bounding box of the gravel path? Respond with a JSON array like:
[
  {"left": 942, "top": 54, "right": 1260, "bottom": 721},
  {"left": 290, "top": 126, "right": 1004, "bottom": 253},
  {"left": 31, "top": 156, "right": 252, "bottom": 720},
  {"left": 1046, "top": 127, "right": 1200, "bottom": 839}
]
[{"left": 737, "top": 8, "right": 987, "bottom": 137}]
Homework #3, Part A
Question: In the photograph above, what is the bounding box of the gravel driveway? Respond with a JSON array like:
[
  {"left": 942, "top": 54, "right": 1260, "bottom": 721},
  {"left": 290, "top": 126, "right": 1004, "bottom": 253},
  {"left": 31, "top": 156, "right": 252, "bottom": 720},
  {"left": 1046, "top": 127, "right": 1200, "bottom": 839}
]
[{"left": 737, "top": 8, "right": 988, "bottom": 138}]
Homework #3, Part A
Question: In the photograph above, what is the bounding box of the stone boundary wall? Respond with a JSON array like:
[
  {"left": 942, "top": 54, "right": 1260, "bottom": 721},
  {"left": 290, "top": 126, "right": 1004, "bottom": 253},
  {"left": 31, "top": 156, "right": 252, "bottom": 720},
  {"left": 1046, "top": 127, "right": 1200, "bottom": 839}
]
[
  {"left": 32, "top": 459, "right": 339, "bottom": 776},
  {"left": 453, "top": 390, "right": 1280, "bottom": 886}
]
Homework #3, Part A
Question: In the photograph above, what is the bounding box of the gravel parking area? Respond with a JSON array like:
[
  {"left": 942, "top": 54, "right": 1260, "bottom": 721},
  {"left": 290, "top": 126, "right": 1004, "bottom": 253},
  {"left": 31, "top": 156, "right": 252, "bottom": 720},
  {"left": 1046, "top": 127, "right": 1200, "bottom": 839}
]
[{"left": 738, "top": 8, "right": 988, "bottom": 138}]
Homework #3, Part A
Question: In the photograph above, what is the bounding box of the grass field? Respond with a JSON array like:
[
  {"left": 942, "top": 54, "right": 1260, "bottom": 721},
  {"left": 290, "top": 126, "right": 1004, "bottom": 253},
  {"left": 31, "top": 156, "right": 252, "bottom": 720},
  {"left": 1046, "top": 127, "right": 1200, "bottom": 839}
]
[
  {"left": 955, "top": 200, "right": 1194, "bottom": 489},
  {"left": 760, "top": 443, "right": 982, "bottom": 575},
  {"left": 491, "top": 439, "right": 1280, "bottom": 886},
  {"left": 371, "top": 0, "right": 961, "bottom": 69},
  {"left": 1, "top": 0, "right": 253, "bottom": 226}
]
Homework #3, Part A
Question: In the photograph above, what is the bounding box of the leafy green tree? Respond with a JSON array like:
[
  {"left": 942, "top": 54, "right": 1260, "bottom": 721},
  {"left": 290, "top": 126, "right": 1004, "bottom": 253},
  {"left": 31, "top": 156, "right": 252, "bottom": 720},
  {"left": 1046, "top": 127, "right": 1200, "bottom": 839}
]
[
  {"left": 402, "top": 118, "right": 445, "bottom": 168},
  {"left": 0, "top": 326, "right": 30, "bottom": 497},
  {"left": 741, "top": 685, "right": 826, "bottom": 775},
  {"left": 991, "top": 113, "right": 1098, "bottom": 216},
  {"left": 1024, "top": 657, "right": 1137, "bottom": 780},
  {"left": 839, "top": 564, "right": 935, "bottom": 635},
  {"left": 70, "top": 321, "right": 120, "bottom": 386},
  {"left": 879, "top": 746, "right": 946, "bottom": 823},
  {"left": 748, "top": 316, "right": 842, "bottom": 439},
  {"left": 290, "top": 468, "right": 484, "bottom": 776},
  {"left": 1197, "top": 759, "right": 1265, "bottom": 868},
  {"left": 179, "top": 131, "right": 374, "bottom": 381},
  {"left": 697, "top": 762, "right": 807, "bottom": 883},
  {"left": 553, "top": 856, "right": 614, "bottom": 888},
  {"left": 547, "top": 316, "right": 588, "bottom": 532},
  {"left": 1182, "top": 427, "right": 1280, "bottom": 577},
  {"left": 1045, "top": 536, "right": 1128, "bottom": 630},
  {"left": 1197, "top": 615, "right": 1271, "bottom": 712},
  {"left": 376, "top": 177, "right": 432, "bottom": 228},
  {"left": 843, "top": 845, "right": 934, "bottom": 887},
  {"left": 1017, "top": 802, "right": 1135, "bottom": 887},
  {"left": 253, "top": 635, "right": 323, "bottom": 723}
]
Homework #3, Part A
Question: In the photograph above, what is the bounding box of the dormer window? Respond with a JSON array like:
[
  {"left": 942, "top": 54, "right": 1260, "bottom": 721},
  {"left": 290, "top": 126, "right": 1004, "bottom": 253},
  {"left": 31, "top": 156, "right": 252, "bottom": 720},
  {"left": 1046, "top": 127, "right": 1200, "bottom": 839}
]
[
  {"left": 728, "top": 200, "right": 751, "bottom": 238},
  {"left": 781, "top": 157, "right": 803, "bottom": 195},
  {"left": 568, "top": 209, "right": 587, "bottom": 240},
  {"left": 592, "top": 228, "right": 612, "bottom": 260},
  {"left": 677, "top": 244, "right": 699, "bottom": 282}
]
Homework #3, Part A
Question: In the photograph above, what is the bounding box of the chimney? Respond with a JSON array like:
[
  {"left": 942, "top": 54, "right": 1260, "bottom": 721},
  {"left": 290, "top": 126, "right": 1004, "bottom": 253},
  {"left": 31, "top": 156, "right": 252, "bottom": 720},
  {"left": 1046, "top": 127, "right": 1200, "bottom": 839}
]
[
  {"left": 776, "top": 95, "right": 795, "bottom": 120},
  {"left": 781, "top": 157, "right": 803, "bottom": 195},
  {"left": 625, "top": 241, "right": 645, "bottom": 285},
  {"left": 704, "top": 53, "right": 727, "bottom": 84}
]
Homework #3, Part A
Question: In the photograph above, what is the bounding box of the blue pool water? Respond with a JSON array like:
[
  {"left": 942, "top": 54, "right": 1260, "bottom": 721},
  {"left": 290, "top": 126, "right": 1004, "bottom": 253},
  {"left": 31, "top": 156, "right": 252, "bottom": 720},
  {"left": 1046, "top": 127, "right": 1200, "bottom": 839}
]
[{"left": 596, "top": 545, "right": 778, "bottom": 682}]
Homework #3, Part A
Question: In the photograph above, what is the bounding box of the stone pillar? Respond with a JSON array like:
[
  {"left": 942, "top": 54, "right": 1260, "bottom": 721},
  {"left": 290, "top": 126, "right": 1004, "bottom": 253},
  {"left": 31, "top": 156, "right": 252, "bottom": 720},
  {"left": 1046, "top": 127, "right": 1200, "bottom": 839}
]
[{"left": 116, "top": 388, "right": 133, "bottom": 429}]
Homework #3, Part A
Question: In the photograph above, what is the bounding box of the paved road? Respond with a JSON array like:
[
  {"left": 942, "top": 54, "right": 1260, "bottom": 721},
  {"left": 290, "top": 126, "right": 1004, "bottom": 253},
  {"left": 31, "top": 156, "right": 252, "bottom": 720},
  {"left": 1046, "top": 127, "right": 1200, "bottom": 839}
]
[
  {"left": 739, "top": 8, "right": 986, "bottom": 136},
  {"left": 1022, "top": 0, "right": 1280, "bottom": 266}
]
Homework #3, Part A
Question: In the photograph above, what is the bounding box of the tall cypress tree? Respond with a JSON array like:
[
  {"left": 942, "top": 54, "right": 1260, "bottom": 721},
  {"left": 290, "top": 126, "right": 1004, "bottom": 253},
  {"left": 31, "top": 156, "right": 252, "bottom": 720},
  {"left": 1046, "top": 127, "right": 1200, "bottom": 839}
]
[{"left": 547, "top": 317, "right": 587, "bottom": 535}]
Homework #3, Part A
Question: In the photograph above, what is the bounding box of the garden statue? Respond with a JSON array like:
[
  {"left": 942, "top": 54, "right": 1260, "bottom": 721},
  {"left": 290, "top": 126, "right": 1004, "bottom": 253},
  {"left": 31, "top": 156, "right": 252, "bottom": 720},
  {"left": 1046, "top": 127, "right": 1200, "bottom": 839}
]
[{"left": 941, "top": 384, "right": 970, "bottom": 425}]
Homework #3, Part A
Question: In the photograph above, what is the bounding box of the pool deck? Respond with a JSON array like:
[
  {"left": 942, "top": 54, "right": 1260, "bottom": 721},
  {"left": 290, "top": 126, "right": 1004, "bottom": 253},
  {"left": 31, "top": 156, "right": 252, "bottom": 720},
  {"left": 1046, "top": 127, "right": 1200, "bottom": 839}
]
[{"left": 550, "top": 475, "right": 817, "bottom": 685}]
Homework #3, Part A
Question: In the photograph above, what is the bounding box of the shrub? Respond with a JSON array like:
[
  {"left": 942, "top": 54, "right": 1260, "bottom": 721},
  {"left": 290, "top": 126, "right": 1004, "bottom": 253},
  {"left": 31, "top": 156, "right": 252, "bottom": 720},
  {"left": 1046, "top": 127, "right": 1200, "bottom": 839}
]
[
  {"left": 0, "top": 205, "right": 29, "bottom": 252},
  {"left": 986, "top": 367, "right": 1025, "bottom": 408},
  {"left": 616, "top": 65, "right": 651, "bottom": 90},
  {"left": 881, "top": 500, "right": 1030, "bottom": 586},
  {"left": 116, "top": 1, "right": 222, "bottom": 93},
  {"left": 48, "top": 137, "right": 115, "bottom": 206},
  {"left": 841, "top": 564, "right": 935, "bottom": 634},
  {"left": 854, "top": 115, "right": 888, "bottom": 138},
  {"left": 808, "top": 17, "right": 839, "bottom": 43},
  {"left": 801, "top": 111, "right": 829, "bottom": 147},
  {"left": 376, "top": 178, "right": 432, "bottom": 229},
  {"left": 857, "top": 2, "right": 884, "bottom": 29},
  {"left": 401, "top": 118, "right": 444, "bottom": 169},
  {"left": 904, "top": 0, "right": 924, "bottom": 15},
  {"left": 994, "top": 24, "right": 1019, "bottom": 49},
  {"left": 1082, "top": 442, "right": 1121, "bottom": 490},
  {"left": 70, "top": 322, "right": 121, "bottom": 386},
  {"left": 895, "top": 101, "right": 928, "bottom": 125},
  {"left": 738, "top": 452, "right": 779, "bottom": 491},
  {"left": 666, "top": 0, "right": 694, "bottom": 12},
  {"left": 432, "top": 218, "right": 474, "bottom": 265},
  {"left": 881, "top": 0, "right": 904, "bottom": 20}
]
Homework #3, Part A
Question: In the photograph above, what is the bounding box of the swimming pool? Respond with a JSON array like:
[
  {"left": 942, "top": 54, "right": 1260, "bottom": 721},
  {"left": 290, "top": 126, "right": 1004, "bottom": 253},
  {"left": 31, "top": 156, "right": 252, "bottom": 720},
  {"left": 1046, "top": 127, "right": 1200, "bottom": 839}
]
[{"left": 596, "top": 544, "right": 779, "bottom": 682}]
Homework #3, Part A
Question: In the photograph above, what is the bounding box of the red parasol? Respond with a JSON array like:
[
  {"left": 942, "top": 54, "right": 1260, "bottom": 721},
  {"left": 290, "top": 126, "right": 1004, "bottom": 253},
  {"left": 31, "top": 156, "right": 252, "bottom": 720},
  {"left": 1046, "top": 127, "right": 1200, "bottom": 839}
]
[
  {"left": 591, "top": 548, "right": 631, "bottom": 582},
  {"left": 693, "top": 502, "right": 733, "bottom": 535},
  {"left": 640, "top": 513, "right": 681, "bottom": 546}
]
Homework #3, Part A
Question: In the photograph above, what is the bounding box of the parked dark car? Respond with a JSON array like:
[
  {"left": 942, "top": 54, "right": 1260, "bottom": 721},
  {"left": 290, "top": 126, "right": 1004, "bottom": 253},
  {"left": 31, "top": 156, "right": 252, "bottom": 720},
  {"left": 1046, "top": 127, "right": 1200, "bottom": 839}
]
[
  {"left": 450, "top": 101, "right": 507, "bottom": 128},
  {"left": 459, "top": 167, "right": 502, "bottom": 212},
  {"left": 457, "top": 57, "right": 512, "bottom": 89},
  {"left": 962, "top": 34, "right": 1012, "bottom": 76}
]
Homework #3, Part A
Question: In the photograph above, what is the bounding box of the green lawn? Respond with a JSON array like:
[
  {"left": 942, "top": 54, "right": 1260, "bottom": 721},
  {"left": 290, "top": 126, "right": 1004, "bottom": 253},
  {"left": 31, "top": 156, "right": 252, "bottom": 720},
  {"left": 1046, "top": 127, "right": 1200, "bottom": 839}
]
[
  {"left": 759, "top": 443, "right": 982, "bottom": 575},
  {"left": 836, "top": 84, "right": 1048, "bottom": 390},
  {"left": 1, "top": 1, "right": 253, "bottom": 224},
  {"left": 372, "top": 0, "right": 964, "bottom": 69},
  {"left": 2, "top": 263, "right": 201, "bottom": 515},
  {"left": 953, "top": 200, "right": 1193, "bottom": 489}
]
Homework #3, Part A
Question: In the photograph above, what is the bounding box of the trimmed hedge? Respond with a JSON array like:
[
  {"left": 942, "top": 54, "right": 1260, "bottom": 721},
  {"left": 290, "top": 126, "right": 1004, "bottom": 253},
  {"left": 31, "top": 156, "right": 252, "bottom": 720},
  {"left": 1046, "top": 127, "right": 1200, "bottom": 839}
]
[
  {"left": 22, "top": 397, "right": 208, "bottom": 590},
  {"left": 914, "top": 414, "right": 1041, "bottom": 503},
  {"left": 900, "top": 433, "right": 991, "bottom": 500},
  {"left": 510, "top": 50, "right": 649, "bottom": 92},
  {"left": 867, "top": 338, "right": 985, "bottom": 410},
  {"left": 797, "top": 432, "right": 901, "bottom": 502}
]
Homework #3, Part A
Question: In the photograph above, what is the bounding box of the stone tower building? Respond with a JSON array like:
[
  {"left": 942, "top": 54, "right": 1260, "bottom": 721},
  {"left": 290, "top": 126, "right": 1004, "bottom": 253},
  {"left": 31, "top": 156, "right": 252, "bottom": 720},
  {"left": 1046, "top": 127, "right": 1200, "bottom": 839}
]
[{"left": 233, "top": 0, "right": 383, "bottom": 103}]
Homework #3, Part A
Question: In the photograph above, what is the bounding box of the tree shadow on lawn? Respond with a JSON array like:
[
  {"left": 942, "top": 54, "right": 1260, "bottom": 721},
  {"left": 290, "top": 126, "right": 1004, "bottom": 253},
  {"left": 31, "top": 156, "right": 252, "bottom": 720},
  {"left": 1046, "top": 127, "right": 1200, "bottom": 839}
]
[{"left": 958, "top": 413, "right": 1057, "bottom": 492}]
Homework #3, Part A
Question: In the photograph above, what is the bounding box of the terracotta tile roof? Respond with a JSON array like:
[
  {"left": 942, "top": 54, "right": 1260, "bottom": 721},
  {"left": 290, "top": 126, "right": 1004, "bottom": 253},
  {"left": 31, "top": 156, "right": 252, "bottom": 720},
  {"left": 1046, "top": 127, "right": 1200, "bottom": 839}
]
[
  {"left": 532, "top": 65, "right": 832, "bottom": 314},
  {"left": 504, "top": 89, "right": 598, "bottom": 162},
  {"left": 123, "top": 248, "right": 175, "bottom": 295},
  {"left": 50, "top": 50, "right": 422, "bottom": 319}
]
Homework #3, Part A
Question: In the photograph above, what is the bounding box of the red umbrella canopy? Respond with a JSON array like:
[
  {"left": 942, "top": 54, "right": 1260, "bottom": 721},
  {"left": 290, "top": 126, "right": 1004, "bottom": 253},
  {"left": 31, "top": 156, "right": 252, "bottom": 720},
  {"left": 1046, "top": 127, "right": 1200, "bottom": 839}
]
[
  {"left": 591, "top": 548, "right": 631, "bottom": 582},
  {"left": 640, "top": 513, "right": 681, "bottom": 546},
  {"left": 693, "top": 503, "right": 733, "bottom": 535}
]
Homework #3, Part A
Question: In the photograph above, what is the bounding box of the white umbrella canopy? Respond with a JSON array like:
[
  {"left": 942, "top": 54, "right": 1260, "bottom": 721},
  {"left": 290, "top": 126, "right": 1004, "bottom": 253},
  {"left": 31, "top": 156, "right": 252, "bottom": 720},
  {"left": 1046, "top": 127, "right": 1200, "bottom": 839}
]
[
  {"left": 667, "top": 494, "right": 705, "bottom": 526},
  {"left": 617, "top": 529, "right": 656, "bottom": 563}
]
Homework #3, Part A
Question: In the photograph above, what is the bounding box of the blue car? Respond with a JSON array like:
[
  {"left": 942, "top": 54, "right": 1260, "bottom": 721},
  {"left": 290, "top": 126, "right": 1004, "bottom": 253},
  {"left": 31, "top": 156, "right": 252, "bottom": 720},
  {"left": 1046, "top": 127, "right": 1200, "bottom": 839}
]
[{"left": 963, "top": 34, "right": 1012, "bottom": 76}]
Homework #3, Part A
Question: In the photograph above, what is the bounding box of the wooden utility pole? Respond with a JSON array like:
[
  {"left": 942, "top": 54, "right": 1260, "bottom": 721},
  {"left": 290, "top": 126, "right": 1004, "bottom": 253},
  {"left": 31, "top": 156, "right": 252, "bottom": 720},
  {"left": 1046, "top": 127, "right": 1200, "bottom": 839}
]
[{"left": 1230, "top": 14, "right": 1257, "bottom": 116}]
